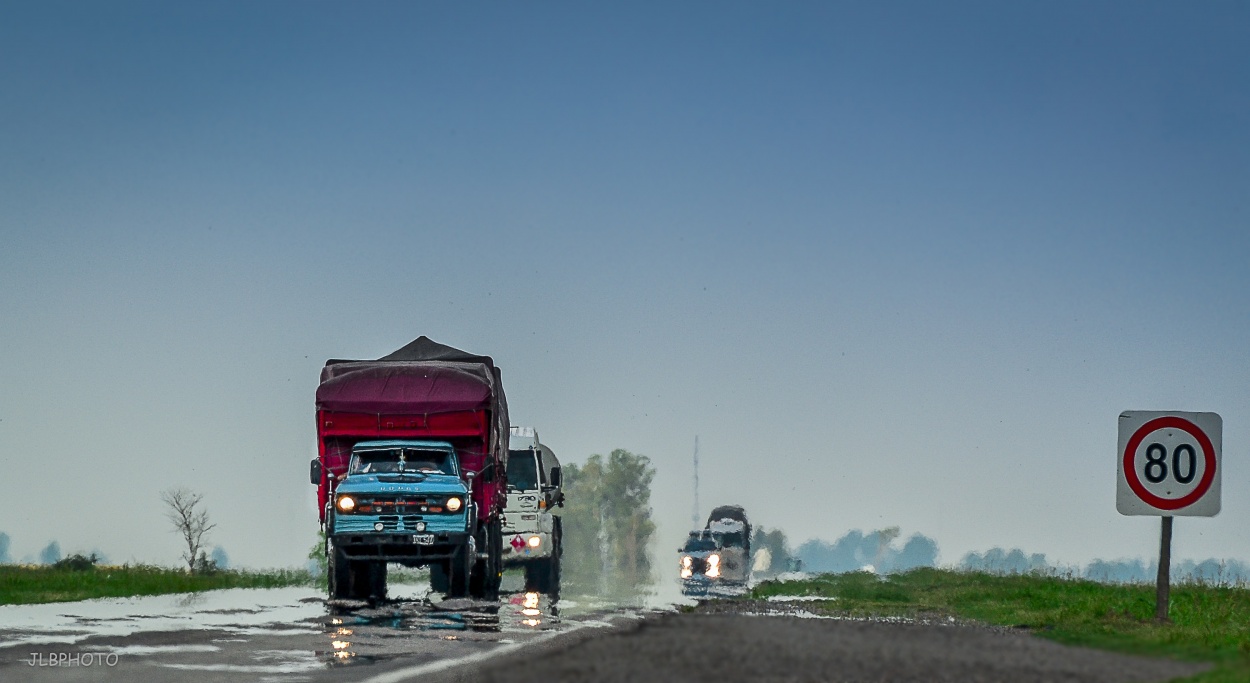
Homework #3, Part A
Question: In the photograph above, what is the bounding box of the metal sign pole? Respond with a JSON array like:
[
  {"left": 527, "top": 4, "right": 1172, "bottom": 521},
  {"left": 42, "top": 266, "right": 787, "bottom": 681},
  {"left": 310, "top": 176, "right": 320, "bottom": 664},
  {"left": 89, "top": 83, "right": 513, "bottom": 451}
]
[{"left": 1155, "top": 516, "right": 1173, "bottom": 622}]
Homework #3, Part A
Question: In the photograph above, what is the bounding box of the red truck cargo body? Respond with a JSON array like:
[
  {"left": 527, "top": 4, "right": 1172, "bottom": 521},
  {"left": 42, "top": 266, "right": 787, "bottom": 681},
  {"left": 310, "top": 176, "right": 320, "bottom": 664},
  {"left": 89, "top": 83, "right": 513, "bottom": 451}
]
[{"left": 314, "top": 358, "right": 508, "bottom": 524}]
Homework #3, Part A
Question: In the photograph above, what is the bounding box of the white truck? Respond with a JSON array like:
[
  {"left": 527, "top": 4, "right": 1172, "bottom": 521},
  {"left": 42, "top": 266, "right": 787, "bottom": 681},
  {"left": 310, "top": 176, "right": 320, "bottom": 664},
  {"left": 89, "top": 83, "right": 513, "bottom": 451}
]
[{"left": 502, "top": 427, "right": 564, "bottom": 593}]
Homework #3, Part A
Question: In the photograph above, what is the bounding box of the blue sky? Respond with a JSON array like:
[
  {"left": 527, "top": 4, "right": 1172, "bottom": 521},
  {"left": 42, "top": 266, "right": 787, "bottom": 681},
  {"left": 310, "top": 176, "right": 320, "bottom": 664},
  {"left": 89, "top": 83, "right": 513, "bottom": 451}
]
[{"left": 1, "top": 2, "right": 1247, "bottom": 569}]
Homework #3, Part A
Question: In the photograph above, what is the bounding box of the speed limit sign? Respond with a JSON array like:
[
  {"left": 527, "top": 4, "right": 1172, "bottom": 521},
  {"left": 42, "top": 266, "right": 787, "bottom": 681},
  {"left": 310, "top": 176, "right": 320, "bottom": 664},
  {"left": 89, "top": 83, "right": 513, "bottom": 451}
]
[{"left": 1118, "top": 411, "right": 1222, "bottom": 516}]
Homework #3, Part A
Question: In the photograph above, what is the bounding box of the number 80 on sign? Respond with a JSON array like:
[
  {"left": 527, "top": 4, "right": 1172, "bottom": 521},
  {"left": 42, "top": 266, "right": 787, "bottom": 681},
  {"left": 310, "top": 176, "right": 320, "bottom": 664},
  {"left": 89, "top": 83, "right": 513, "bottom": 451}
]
[{"left": 1117, "top": 411, "right": 1222, "bottom": 517}]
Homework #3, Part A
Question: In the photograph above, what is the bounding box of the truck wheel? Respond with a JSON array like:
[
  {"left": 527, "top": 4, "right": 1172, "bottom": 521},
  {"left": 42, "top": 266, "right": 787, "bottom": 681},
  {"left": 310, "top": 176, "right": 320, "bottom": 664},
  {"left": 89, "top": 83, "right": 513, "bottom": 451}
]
[
  {"left": 368, "top": 562, "right": 388, "bottom": 602},
  {"left": 447, "top": 544, "right": 471, "bottom": 598},
  {"left": 469, "top": 559, "right": 486, "bottom": 598},
  {"left": 348, "top": 561, "right": 372, "bottom": 600},
  {"left": 550, "top": 518, "right": 562, "bottom": 596},
  {"left": 488, "top": 518, "right": 503, "bottom": 595},
  {"left": 549, "top": 537, "right": 561, "bottom": 596},
  {"left": 429, "top": 562, "right": 449, "bottom": 593},
  {"left": 525, "top": 557, "right": 552, "bottom": 594},
  {"left": 470, "top": 521, "right": 501, "bottom": 599},
  {"left": 328, "top": 543, "right": 352, "bottom": 600}
]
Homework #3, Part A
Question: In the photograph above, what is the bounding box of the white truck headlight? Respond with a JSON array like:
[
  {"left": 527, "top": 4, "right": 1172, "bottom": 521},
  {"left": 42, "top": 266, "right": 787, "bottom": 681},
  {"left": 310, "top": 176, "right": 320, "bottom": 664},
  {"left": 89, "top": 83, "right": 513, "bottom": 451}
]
[
  {"left": 706, "top": 553, "right": 721, "bottom": 578},
  {"left": 446, "top": 496, "right": 462, "bottom": 512}
]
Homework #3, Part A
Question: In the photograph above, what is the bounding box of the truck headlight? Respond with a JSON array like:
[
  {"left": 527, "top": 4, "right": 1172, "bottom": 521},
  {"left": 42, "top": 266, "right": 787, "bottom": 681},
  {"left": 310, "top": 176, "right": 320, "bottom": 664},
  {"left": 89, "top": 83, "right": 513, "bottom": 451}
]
[
  {"left": 446, "top": 496, "right": 462, "bottom": 512},
  {"left": 527, "top": 536, "right": 541, "bottom": 548},
  {"left": 336, "top": 495, "right": 356, "bottom": 512},
  {"left": 706, "top": 553, "right": 721, "bottom": 578}
]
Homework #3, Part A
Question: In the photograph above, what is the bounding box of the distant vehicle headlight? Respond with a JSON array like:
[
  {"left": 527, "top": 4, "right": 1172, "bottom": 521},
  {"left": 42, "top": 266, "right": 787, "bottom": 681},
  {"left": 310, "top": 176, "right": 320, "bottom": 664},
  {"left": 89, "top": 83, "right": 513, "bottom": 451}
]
[
  {"left": 706, "top": 553, "right": 721, "bottom": 578},
  {"left": 446, "top": 497, "right": 462, "bottom": 512},
  {"left": 336, "top": 495, "right": 356, "bottom": 512},
  {"left": 681, "top": 556, "right": 693, "bottom": 568},
  {"left": 528, "top": 536, "right": 541, "bottom": 548}
]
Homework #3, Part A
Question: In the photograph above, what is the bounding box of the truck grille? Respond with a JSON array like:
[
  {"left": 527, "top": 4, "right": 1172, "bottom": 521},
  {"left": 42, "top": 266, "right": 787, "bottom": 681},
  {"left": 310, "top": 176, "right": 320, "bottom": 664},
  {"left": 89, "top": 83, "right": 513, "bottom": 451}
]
[
  {"left": 375, "top": 515, "right": 427, "bottom": 531},
  {"left": 353, "top": 497, "right": 448, "bottom": 514}
]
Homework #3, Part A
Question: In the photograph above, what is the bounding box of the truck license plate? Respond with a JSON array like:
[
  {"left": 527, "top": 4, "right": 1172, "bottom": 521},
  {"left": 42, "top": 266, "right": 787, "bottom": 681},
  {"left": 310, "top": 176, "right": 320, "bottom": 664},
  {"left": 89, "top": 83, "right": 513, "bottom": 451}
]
[{"left": 412, "top": 534, "right": 434, "bottom": 545}]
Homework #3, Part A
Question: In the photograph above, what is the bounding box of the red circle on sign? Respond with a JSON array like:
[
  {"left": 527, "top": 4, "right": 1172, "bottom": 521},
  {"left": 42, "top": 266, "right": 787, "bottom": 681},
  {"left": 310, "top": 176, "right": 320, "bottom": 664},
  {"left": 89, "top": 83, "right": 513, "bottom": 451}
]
[{"left": 1122, "top": 416, "right": 1216, "bottom": 510}]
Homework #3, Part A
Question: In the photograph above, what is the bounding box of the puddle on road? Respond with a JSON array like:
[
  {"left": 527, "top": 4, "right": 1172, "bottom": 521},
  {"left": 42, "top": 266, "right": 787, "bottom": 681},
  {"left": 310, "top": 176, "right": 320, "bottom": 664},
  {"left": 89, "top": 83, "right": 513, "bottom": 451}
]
[
  {"left": 312, "top": 580, "right": 568, "bottom": 667},
  {"left": 0, "top": 586, "right": 324, "bottom": 649},
  {"left": 0, "top": 573, "right": 684, "bottom": 678}
]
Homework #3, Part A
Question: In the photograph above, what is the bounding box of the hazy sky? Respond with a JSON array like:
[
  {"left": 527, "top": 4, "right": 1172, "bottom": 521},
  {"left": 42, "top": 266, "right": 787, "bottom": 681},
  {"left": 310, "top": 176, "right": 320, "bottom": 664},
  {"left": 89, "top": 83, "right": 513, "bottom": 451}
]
[{"left": 2, "top": 2, "right": 1247, "bottom": 570}]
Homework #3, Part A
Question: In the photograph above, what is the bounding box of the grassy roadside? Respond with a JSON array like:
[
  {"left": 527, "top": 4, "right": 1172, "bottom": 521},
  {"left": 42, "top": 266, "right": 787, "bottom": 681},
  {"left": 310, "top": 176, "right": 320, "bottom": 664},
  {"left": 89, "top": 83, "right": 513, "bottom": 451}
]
[
  {"left": 750, "top": 568, "right": 1250, "bottom": 683},
  {"left": 0, "top": 564, "right": 313, "bottom": 606}
]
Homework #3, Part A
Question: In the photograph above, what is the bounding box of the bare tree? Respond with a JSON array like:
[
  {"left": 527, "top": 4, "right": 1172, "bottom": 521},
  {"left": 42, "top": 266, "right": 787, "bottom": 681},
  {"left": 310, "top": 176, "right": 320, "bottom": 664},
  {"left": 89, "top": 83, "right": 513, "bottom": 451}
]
[{"left": 162, "top": 488, "right": 216, "bottom": 573}]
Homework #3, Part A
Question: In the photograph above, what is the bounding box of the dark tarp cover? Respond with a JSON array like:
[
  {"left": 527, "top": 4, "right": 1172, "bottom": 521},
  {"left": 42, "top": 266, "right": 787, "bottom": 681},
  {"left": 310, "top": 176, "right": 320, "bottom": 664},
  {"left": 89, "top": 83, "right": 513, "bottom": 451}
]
[
  {"left": 317, "top": 337, "right": 505, "bottom": 415},
  {"left": 316, "top": 363, "right": 494, "bottom": 414},
  {"left": 325, "top": 335, "right": 495, "bottom": 369}
]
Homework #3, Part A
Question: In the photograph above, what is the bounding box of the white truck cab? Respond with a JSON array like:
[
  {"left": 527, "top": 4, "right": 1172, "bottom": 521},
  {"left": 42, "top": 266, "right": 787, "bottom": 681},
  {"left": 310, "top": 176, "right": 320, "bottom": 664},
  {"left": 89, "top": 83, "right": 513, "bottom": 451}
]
[{"left": 503, "top": 426, "right": 564, "bottom": 593}]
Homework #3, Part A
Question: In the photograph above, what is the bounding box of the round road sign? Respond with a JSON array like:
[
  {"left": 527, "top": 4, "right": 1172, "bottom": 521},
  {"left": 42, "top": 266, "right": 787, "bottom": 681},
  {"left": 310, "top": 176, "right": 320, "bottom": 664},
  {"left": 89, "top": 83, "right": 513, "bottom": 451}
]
[{"left": 1122, "top": 416, "right": 1217, "bottom": 511}]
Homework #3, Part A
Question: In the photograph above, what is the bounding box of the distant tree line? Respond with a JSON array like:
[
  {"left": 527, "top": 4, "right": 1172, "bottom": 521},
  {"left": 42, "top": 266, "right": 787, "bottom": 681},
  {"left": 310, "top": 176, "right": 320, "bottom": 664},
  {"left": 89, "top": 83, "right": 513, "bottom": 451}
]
[
  {"left": 0, "top": 528, "right": 228, "bottom": 570},
  {"left": 752, "top": 526, "right": 940, "bottom": 577},
  {"left": 559, "top": 449, "right": 657, "bottom": 592},
  {"left": 961, "top": 547, "right": 1250, "bottom": 585},
  {"left": 749, "top": 528, "right": 1250, "bottom": 587}
]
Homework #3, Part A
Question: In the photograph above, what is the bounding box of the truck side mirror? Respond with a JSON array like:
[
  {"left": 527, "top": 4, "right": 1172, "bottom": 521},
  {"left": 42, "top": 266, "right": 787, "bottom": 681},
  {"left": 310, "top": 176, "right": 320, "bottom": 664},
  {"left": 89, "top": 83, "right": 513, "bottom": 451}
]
[
  {"left": 480, "top": 463, "right": 495, "bottom": 484},
  {"left": 550, "top": 467, "right": 561, "bottom": 488},
  {"left": 310, "top": 459, "right": 322, "bottom": 486}
]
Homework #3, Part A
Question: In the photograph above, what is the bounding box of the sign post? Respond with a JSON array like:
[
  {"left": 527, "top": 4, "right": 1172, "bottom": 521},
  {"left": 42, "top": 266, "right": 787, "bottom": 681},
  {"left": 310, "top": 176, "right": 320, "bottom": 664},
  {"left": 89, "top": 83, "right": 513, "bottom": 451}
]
[
  {"left": 1118, "top": 411, "right": 1221, "bottom": 622},
  {"left": 1155, "top": 516, "right": 1172, "bottom": 621}
]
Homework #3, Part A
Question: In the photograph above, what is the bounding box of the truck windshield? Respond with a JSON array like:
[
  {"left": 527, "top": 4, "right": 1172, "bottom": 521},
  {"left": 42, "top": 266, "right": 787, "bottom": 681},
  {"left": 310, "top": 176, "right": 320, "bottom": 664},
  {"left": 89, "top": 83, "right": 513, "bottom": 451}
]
[
  {"left": 683, "top": 536, "right": 719, "bottom": 552},
  {"left": 350, "top": 448, "right": 454, "bottom": 475},
  {"left": 719, "top": 531, "right": 745, "bottom": 548},
  {"left": 506, "top": 449, "right": 540, "bottom": 490}
]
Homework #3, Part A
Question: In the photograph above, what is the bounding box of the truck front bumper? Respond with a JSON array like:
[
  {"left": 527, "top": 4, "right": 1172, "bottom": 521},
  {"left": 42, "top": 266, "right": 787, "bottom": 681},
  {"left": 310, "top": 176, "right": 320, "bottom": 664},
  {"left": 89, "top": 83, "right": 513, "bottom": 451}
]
[
  {"left": 332, "top": 531, "right": 470, "bottom": 563},
  {"left": 501, "top": 530, "right": 553, "bottom": 565}
]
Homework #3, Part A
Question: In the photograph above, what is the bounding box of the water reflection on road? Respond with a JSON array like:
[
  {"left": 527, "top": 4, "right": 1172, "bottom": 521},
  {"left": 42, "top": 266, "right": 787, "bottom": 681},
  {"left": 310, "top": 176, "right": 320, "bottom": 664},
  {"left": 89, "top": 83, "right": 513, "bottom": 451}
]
[
  {"left": 0, "top": 571, "right": 681, "bottom": 680},
  {"left": 0, "top": 586, "right": 326, "bottom": 649},
  {"left": 315, "top": 578, "right": 567, "bottom": 667}
]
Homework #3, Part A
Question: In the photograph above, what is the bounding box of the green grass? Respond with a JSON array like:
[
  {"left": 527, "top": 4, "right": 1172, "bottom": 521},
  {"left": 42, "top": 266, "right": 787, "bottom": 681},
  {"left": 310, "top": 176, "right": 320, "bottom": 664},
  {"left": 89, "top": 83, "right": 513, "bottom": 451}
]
[
  {"left": 750, "top": 568, "right": 1250, "bottom": 683},
  {"left": 0, "top": 564, "right": 314, "bottom": 605}
]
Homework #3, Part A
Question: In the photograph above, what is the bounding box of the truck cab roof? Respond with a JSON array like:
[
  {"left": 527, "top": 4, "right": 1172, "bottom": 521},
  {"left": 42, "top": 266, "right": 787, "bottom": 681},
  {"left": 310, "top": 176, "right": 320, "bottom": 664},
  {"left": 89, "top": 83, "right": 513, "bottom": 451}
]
[
  {"left": 354, "top": 439, "right": 456, "bottom": 450},
  {"left": 507, "top": 426, "right": 561, "bottom": 489},
  {"left": 346, "top": 440, "right": 462, "bottom": 480}
]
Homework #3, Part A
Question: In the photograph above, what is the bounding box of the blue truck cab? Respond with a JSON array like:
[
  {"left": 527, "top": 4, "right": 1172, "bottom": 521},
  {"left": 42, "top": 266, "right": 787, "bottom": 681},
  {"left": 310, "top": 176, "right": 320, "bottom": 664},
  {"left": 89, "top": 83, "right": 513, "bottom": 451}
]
[{"left": 328, "top": 440, "right": 476, "bottom": 597}]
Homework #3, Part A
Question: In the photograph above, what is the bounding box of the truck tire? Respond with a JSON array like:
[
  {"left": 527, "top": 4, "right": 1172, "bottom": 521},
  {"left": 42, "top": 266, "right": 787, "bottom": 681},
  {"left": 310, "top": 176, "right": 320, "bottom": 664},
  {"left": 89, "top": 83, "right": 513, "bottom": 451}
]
[
  {"left": 551, "top": 517, "right": 562, "bottom": 595},
  {"left": 469, "top": 559, "right": 485, "bottom": 598},
  {"left": 367, "top": 561, "right": 388, "bottom": 602},
  {"left": 470, "top": 520, "right": 502, "bottom": 599},
  {"left": 447, "top": 544, "right": 472, "bottom": 598},
  {"left": 429, "top": 562, "right": 449, "bottom": 594},
  {"left": 469, "top": 518, "right": 502, "bottom": 598},
  {"left": 328, "top": 543, "right": 352, "bottom": 600},
  {"left": 549, "top": 531, "right": 562, "bottom": 596},
  {"left": 488, "top": 518, "right": 503, "bottom": 594},
  {"left": 524, "top": 558, "right": 549, "bottom": 593},
  {"left": 347, "top": 560, "right": 372, "bottom": 600}
]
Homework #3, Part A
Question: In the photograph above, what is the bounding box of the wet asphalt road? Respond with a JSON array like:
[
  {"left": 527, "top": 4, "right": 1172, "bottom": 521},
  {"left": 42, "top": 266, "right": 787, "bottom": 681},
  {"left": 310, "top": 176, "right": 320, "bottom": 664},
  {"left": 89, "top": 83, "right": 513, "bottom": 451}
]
[
  {"left": 0, "top": 576, "right": 660, "bottom": 683},
  {"left": 428, "top": 600, "right": 1209, "bottom": 683},
  {"left": 0, "top": 581, "right": 1209, "bottom": 683}
]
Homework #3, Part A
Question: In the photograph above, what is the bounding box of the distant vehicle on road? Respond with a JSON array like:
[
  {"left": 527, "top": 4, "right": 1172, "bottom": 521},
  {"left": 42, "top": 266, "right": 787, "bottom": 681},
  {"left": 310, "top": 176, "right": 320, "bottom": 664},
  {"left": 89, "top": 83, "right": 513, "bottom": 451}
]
[
  {"left": 502, "top": 426, "right": 564, "bottom": 593},
  {"left": 311, "top": 336, "right": 510, "bottom": 601},
  {"left": 680, "top": 505, "right": 751, "bottom": 595}
]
